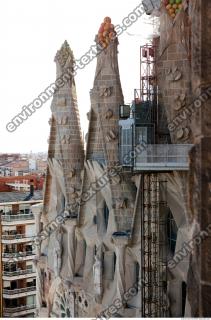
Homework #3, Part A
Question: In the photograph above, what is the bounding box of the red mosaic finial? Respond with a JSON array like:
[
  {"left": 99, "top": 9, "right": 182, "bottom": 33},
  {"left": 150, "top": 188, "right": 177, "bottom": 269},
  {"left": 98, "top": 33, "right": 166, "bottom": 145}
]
[
  {"left": 97, "top": 17, "right": 116, "bottom": 48},
  {"left": 162, "top": 0, "right": 183, "bottom": 18}
]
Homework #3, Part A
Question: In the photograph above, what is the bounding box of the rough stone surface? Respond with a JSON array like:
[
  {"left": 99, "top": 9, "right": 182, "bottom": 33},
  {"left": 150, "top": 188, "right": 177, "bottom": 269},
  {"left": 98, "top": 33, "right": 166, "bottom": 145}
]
[{"left": 37, "top": 3, "right": 211, "bottom": 316}]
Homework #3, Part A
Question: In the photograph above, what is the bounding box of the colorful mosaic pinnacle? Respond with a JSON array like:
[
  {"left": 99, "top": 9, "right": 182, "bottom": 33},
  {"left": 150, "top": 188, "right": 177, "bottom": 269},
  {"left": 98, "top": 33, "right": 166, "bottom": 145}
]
[
  {"left": 163, "top": 0, "right": 183, "bottom": 18},
  {"left": 97, "top": 17, "right": 117, "bottom": 48}
]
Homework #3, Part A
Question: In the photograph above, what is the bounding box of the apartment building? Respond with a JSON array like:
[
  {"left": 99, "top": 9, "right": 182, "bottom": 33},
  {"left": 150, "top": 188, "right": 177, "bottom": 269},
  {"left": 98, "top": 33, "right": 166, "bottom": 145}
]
[{"left": 0, "top": 197, "right": 42, "bottom": 317}]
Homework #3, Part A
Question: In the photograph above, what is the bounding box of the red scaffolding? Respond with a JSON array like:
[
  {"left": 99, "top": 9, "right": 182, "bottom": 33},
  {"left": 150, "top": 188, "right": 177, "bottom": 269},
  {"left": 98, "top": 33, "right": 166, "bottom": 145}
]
[{"left": 140, "top": 43, "right": 157, "bottom": 103}]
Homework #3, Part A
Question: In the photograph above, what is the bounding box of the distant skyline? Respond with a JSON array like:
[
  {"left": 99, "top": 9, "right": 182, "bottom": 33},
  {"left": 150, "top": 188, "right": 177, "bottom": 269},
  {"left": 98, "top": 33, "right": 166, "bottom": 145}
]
[{"left": 1, "top": 0, "right": 155, "bottom": 153}]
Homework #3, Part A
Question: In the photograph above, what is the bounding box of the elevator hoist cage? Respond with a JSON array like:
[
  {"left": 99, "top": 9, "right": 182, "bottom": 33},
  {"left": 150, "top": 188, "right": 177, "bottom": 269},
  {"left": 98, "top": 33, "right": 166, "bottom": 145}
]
[{"left": 118, "top": 45, "right": 192, "bottom": 172}]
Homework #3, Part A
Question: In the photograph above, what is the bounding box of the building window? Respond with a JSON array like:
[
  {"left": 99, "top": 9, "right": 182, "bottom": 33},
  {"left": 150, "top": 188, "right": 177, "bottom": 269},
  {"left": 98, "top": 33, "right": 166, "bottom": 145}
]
[
  {"left": 167, "top": 210, "right": 178, "bottom": 255},
  {"left": 182, "top": 282, "right": 186, "bottom": 316},
  {"left": 94, "top": 245, "right": 97, "bottom": 256},
  {"left": 93, "top": 215, "right": 97, "bottom": 225},
  {"left": 103, "top": 202, "right": 109, "bottom": 231},
  {"left": 135, "top": 262, "right": 140, "bottom": 284},
  {"left": 113, "top": 252, "right": 116, "bottom": 273}
]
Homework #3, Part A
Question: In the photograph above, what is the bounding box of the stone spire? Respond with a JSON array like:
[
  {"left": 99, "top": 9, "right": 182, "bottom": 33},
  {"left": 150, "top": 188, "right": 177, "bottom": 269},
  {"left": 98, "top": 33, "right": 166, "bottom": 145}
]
[
  {"left": 87, "top": 18, "right": 124, "bottom": 167},
  {"left": 54, "top": 40, "right": 75, "bottom": 78},
  {"left": 46, "top": 40, "right": 84, "bottom": 214},
  {"left": 81, "top": 19, "right": 135, "bottom": 235}
]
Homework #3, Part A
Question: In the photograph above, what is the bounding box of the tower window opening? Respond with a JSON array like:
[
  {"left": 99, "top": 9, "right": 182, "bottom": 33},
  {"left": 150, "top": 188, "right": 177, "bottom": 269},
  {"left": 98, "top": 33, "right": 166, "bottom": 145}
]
[
  {"left": 182, "top": 281, "right": 187, "bottom": 316},
  {"left": 135, "top": 262, "right": 140, "bottom": 285},
  {"left": 103, "top": 202, "right": 109, "bottom": 231},
  {"left": 113, "top": 252, "right": 116, "bottom": 274},
  {"left": 167, "top": 210, "right": 178, "bottom": 255}
]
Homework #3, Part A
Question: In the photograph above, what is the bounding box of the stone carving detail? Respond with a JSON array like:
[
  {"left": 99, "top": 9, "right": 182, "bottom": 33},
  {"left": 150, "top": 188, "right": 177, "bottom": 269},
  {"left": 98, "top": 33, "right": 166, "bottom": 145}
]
[
  {"left": 166, "top": 66, "right": 182, "bottom": 82},
  {"left": 68, "top": 169, "right": 76, "bottom": 179},
  {"left": 116, "top": 198, "right": 128, "bottom": 209},
  {"left": 99, "top": 86, "right": 113, "bottom": 97},
  {"left": 56, "top": 117, "right": 61, "bottom": 125},
  {"left": 76, "top": 290, "right": 89, "bottom": 315},
  {"left": 174, "top": 93, "right": 186, "bottom": 111},
  {"left": 105, "top": 109, "right": 113, "bottom": 119},
  {"left": 54, "top": 40, "right": 74, "bottom": 70},
  {"left": 176, "top": 127, "right": 190, "bottom": 140},
  {"left": 105, "top": 129, "right": 118, "bottom": 142},
  {"left": 61, "top": 134, "right": 71, "bottom": 144},
  {"left": 56, "top": 115, "right": 69, "bottom": 125},
  {"left": 54, "top": 282, "right": 75, "bottom": 317},
  {"left": 93, "top": 252, "right": 103, "bottom": 301},
  {"left": 112, "top": 235, "right": 129, "bottom": 302},
  {"left": 53, "top": 227, "right": 63, "bottom": 278},
  {"left": 61, "top": 135, "right": 66, "bottom": 144},
  {"left": 69, "top": 186, "right": 75, "bottom": 194},
  {"left": 70, "top": 192, "right": 78, "bottom": 200},
  {"left": 61, "top": 116, "right": 68, "bottom": 125},
  {"left": 110, "top": 174, "right": 121, "bottom": 185},
  {"left": 48, "top": 118, "right": 52, "bottom": 125},
  {"left": 63, "top": 220, "right": 77, "bottom": 280}
]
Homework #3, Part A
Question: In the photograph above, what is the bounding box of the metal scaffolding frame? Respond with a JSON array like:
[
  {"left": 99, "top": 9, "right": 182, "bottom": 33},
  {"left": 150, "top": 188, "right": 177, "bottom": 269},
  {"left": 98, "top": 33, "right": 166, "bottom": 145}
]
[
  {"left": 140, "top": 43, "right": 158, "bottom": 126},
  {"left": 140, "top": 173, "right": 168, "bottom": 317}
]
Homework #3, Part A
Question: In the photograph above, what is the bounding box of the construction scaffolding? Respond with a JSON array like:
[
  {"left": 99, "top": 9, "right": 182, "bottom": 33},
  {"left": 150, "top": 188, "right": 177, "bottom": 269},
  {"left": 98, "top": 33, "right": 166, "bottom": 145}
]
[
  {"left": 133, "top": 43, "right": 158, "bottom": 147},
  {"left": 118, "top": 41, "right": 188, "bottom": 317},
  {"left": 140, "top": 43, "right": 158, "bottom": 132},
  {"left": 140, "top": 44, "right": 157, "bottom": 103},
  {"left": 140, "top": 173, "right": 168, "bottom": 317}
]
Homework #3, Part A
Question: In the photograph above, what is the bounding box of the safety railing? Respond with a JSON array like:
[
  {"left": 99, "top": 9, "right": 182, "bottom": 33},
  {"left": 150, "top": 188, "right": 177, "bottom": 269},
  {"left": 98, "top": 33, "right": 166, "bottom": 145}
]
[
  {"left": 3, "top": 286, "right": 36, "bottom": 295},
  {"left": 3, "top": 269, "right": 35, "bottom": 277},
  {"left": 1, "top": 214, "right": 34, "bottom": 222}
]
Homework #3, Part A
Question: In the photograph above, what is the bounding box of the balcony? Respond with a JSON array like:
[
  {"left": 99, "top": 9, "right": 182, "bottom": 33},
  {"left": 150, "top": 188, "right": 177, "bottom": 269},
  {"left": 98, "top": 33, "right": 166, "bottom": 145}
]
[
  {"left": 2, "top": 234, "right": 34, "bottom": 240},
  {"left": 1, "top": 233, "right": 35, "bottom": 244},
  {"left": 1, "top": 213, "right": 34, "bottom": 222},
  {"left": 3, "top": 269, "right": 35, "bottom": 277},
  {"left": 4, "top": 304, "right": 36, "bottom": 317},
  {"left": 3, "top": 285, "right": 36, "bottom": 299},
  {"left": 2, "top": 251, "right": 35, "bottom": 262},
  {"left": 3, "top": 268, "right": 36, "bottom": 280},
  {"left": 3, "top": 286, "right": 36, "bottom": 295}
]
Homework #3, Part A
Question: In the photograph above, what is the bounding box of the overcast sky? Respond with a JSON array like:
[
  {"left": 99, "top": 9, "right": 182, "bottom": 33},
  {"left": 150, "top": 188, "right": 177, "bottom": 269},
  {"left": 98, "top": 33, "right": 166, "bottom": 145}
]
[{"left": 0, "top": 0, "right": 155, "bottom": 153}]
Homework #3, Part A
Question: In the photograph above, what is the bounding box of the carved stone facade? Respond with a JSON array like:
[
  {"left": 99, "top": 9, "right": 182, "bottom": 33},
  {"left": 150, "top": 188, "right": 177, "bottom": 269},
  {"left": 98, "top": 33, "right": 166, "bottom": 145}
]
[{"left": 36, "top": 4, "right": 211, "bottom": 317}]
